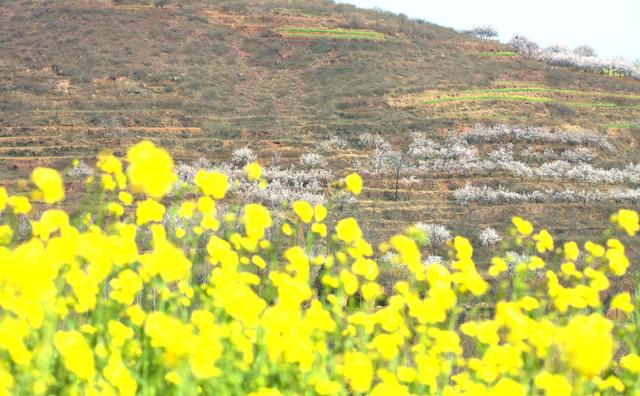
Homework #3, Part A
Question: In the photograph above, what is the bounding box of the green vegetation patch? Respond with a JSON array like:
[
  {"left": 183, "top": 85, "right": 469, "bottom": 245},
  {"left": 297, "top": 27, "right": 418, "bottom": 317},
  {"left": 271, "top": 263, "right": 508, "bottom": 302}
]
[
  {"left": 275, "top": 27, "right": 386, "bottom": 40},
  {"left": 421, "top": 95, "right": 629, "bottom": 108},
  {"left": 405, "top": 86, "right": 640, "bottom": 108},
  {"left": 460, "top": 87, "right": 640, "bottom": 100},
  {"left": 422, "top": 95, "right": 554, "bottom": 105},
  {"left": 601, "top": 123, "right": 639, "bottom": 129},
  {"left": 478, "top": 51, "right": 518, "bottom": 57}
]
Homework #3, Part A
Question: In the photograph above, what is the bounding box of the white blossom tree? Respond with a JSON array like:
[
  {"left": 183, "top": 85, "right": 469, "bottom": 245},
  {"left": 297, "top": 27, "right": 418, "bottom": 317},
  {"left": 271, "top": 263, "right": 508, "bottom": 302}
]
[
  {"left": 370, "top": 145, "right": 414, "bottom": 201},
  {"left": 507, "top": 35, "right": 539, "bottom": 57}
]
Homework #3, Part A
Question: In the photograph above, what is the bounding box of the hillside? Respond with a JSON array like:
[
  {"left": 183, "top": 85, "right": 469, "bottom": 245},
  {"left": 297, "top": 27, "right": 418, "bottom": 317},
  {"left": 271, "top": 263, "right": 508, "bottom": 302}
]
[{"left": 1, "top": 0, "right": 640, "bottom": 258}]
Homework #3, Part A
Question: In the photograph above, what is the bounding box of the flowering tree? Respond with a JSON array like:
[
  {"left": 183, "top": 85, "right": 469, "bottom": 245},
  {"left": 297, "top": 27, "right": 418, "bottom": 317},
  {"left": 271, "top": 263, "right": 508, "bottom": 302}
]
[
  {"left": 507, "top": 35, "right": 539, "bottom": 57},
  {"left": 507, "top": 35, "right": 640, "bottom": 79},
  {"left": 479, "top": 227, "right": 501, "bottom": 247},
  {"left": 370, "top": 145, "right": 413, "bottom": 201},
  {"left": 231, "top": 147, "right": 257, "bottom": 167}
]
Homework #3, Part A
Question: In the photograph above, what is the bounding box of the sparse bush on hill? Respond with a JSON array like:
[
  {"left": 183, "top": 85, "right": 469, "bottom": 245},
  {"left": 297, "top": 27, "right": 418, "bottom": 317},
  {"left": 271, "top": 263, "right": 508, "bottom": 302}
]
[
  {"left": 414, "top": 223, "right": 451, "bottom": 247},
  {"left": 1, "top": 141, "right": 640, "bottom": 394},
  {"left": 231, "top": 147, "right": 257, "bottom": 167},
  {"left": 319, "top": 136, "right": 348, "bottom": 153},
  {"left": 67, "top": 160, "right": 94, "bottom": 179},
  {"left": 358, "top": 132, "right": 386, "bottom": 150},
  {"left": 479, "top": 227, "right": 501, "bottom": 247},
  {"left": 300, "top": 152, "right": 327, "bottom": 169},
  {"left": 95, "top": 116, "right": 126, "bottom": 145}
]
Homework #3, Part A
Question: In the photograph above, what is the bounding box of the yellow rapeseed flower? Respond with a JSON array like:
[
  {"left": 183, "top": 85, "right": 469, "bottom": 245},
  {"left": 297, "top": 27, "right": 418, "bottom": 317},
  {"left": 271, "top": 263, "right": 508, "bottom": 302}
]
[
  {"left": 31, "top": 167, "right": 65, "bottom": 203},
  {"left": 97, "top": 153, "right": 122, "bottom": 174},
  {"left": 292, "top": 200, "right": 314, "bottom": 223},
  {"left": 611, "top": 209, "right": 639, "bottom": 236},
  {"left": 127, "top": 141, "right": 176, "bottom": 198},
  {"left": 533, "top": 229, "right": 554, "bottom": 253},
  {"left": 0, "top": 186, "right": 7, "bottom": 212},
  {"left": 194, "top": 170, "right": 228, "bottom": 199},
  {"left": 0, "top": 225, "right": 12, "bottom": 245},
  {"left": 534, "top": 372, "right": 572, "bottom": 396},
  {"left": 610, "top": 292, "right": 634, "bottom": 312},
  {"left": 563, "top": 241, "right": 580, "bottom": 261},
  {"left": 164, "top": 371, "right": 182, "bottom": 385},
  {"left": 488, "top": 257, "right": 508, "bottom": 277},
  {"left": 361, "top": 282, "right": 383, "bottom": 301},
  {"left": 338, "top": 351, "right": 373, "bottom": 392},
  {"left": 556, "top": 314, "right": 613, "bottom": 377},
  {"left": 488, "top": 377, "right": 526, "bottom": 396},
  {"left": 136, "top": 199, "right": 165, "bottom": 225},
  {"left": 118, "top": 191, "right": 133, "bottom": 205},
  {"left": 8, "top": 195, "right": 31, "bottom": 214},
  {"left": 314, "top": 203, "right": 327, "bottom": 222},
  {"left": 280, "top": 222, "right": 293, "bottom": 236},
  {"left": 335, "top": 218, "right": 362, "bottom": 244},
  {"left": 311, "top": 222, "right": 327, "bottom": 238},
  {"left": 344, "top": 173, "right": 363, "bottom": 195},
  {"left": 53, "top": 331, "right": 95, "bottom": 381},
  {"left": 620, "top": 354, "right": 640, "bottom": 373},
  {"left": 178, "top": 201, "right": 196, "bottom": 219},
  {"left": 126, "top": 306, "right": 146, "bottom": 326},
  {"left": 314, "top": 380, "right": 341, "bottom": 395},
  {"left": 108, "top": 202, "right": 124, "bottom": 217},
  {"left": 595, "top": 375, "right": 625, "bottom": 393},
  {"left": 340, "top": 270, "right": 359, "bottom": 295},
  {"left": 243, "top": 203, "right": 272, "bottom": 239},
  {"left": 244, "top": 162, "right": 262, "bottom": 181},
  {"left": 512, "top": 216, "right": 533, "bottom": 236}
]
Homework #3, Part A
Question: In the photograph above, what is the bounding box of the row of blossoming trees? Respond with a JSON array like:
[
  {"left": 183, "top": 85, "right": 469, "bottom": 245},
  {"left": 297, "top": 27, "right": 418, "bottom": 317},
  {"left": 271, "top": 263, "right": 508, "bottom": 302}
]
[
  {"left": 0, "top": 139, "right": 640, "bottom": 394},
  {"left": 346, "top": 125, "right": 640, "bottom": 205},
  {"left": 507, "top": 35, "right": 640, "bottom": 79}
]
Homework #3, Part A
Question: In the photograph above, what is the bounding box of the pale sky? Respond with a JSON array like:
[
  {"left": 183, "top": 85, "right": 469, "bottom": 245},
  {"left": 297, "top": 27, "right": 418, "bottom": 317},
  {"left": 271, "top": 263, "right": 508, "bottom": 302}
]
[{"left": 336, "top": 0, "right": 640, "bottom": 60}]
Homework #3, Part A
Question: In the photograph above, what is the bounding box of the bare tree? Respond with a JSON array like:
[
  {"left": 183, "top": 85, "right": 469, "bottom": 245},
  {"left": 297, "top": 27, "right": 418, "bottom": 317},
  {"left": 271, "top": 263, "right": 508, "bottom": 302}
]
[
  {"left": 466, "top": 25, "right": 498, "bottom": 40},
  {"left": 573, "top": 45, "right": 597, "bottom": 57}
]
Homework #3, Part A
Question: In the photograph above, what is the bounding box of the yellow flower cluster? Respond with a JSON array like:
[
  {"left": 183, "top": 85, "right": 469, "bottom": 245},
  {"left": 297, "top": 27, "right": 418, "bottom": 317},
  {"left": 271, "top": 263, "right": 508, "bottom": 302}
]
[{"left": 0, "top": 140, "right": 638, "bottom": 395}]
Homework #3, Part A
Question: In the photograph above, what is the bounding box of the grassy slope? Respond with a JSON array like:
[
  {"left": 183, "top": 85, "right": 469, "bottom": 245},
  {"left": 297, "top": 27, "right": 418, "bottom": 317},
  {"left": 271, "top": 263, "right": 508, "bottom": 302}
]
[{"left": 1, "top": 0, "right": 640, "bottom": 255}]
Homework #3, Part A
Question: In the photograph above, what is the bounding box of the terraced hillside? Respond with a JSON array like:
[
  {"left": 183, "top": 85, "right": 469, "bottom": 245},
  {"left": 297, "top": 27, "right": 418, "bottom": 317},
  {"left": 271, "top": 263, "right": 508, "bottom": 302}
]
[{"left": 1, "top": 0, "right": 640, "bottom": 259}]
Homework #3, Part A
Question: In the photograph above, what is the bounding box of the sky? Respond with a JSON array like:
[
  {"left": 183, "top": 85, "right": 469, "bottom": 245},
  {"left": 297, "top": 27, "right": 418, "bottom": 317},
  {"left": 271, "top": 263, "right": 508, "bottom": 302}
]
[{"left": 335, "top": 0, "right": 640, "bottom": 60}]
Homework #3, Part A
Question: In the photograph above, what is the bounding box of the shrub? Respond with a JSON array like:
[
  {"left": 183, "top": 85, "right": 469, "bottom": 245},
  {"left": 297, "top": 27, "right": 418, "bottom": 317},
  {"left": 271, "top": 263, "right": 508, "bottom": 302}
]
[
  {"left": 231, "top": 146, "right": 257, "bottom": 167},
  {"left": 479, "top": 227, "right": 501, "bottom": 247},
  {"left": 299, "top": 152, "right": 327, "bottom": 169},
  {"left": 67, "top": 160, "right": 94, "bottom": 178},
  {"left": 319, "top": 136, "right": 348, "bottom": 153},
  {"left": 358, "top": 132, "right": 385, "bottom": 149},
  {"left": 415, "top": 223, "right": 452, "bottom": 247}
]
